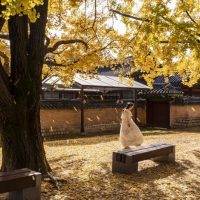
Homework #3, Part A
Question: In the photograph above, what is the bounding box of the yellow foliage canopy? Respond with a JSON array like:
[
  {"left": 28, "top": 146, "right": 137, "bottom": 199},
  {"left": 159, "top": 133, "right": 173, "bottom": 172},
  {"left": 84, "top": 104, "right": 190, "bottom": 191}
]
[
  {"left": 0, "top": 0, "right": 200, "bottom": 87},
  {"left": 113, "top": 0, "right": 200, "bottom": 87},
  {"left": 0, "top": 0, "right": 43, "bottom": 22}
]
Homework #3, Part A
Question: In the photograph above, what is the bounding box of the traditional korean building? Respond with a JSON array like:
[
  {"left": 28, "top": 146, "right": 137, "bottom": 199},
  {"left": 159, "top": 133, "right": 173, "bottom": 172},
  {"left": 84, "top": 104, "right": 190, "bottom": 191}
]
[
  {"left": 138, "top": 74, "right": 200, "bottom": 128},
  {"left": 99, "top": 67, "right": 200, "bottom": 129},
  {"left": 40, "top": 74, "right": 148, "bottom": 138},
  {"left": 40, "top": 69, "right": 200, "bottom": 138}
]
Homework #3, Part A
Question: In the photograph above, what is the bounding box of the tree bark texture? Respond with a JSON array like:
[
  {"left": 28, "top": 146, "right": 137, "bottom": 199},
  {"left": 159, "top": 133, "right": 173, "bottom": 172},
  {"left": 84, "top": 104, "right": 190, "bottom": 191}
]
[{"left": 0, "top": 0, "right": 50, "bottom": 173}]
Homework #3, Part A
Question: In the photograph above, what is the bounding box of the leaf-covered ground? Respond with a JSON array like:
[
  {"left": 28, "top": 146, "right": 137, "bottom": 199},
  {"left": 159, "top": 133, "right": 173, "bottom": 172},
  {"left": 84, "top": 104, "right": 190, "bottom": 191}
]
[{"left": 1, "top": 128, "right": 200, "bottom": 200}]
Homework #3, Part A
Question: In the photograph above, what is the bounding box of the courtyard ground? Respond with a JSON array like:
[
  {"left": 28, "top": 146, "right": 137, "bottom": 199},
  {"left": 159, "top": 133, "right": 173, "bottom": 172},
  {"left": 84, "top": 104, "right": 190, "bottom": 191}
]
[{"left": 1, "top": 127, "right": 200, "bottom": 200}]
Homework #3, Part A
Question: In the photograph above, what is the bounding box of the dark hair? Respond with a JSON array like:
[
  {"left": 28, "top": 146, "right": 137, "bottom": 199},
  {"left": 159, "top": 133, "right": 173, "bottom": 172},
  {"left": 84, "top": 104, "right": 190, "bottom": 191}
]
[{"left": 125, "top": 102, "right": 134, "bottom": 109}]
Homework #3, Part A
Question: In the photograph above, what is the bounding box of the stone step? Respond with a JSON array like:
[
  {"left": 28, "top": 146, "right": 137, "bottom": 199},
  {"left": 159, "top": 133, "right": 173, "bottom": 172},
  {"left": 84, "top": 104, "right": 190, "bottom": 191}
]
[
  {"left": 172, "top": 117, "right": 200, "bottom": 128},
  {"left": 177, "top": 119, "right": 200, "bottom": 122},
  {"left": 174, "top": 121, "right": 200, "bottom": 124}
]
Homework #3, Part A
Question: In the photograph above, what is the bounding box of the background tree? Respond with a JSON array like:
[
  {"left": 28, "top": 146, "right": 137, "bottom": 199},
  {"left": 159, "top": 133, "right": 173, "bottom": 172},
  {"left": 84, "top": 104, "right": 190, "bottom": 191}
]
[
  {"left": 41, "top": 0, "right": 200, "bottom": 87},
  {"left": 110, "top": 0, "right": 200, "bottom": 87}
]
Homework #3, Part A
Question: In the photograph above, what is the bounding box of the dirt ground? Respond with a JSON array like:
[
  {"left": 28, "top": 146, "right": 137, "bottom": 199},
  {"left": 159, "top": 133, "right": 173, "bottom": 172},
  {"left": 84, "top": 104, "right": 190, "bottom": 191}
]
[{"left": 1, "top": 128, "right": 200, "bottom": 200}]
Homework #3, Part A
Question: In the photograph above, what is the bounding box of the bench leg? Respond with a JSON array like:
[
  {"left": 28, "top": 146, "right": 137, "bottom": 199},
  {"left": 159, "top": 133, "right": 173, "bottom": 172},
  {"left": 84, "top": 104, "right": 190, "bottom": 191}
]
[
  {"left": 9, "top": 191, "right": 23, "bottom": 200},
  {"left": 112, "top": 153, "right": 138, "bottom": 174},
  {"left": 152, "top": 147, "right": 175, "bottom": 163},
  {"left": 9, "top": 173, "right": 41, "bottom": 200}
]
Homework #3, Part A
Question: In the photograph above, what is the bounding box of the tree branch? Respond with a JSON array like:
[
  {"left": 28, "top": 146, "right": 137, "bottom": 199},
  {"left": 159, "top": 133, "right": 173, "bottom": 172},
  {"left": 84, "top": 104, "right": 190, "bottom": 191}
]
[
  {"left": 110, "top": 9, "right": 150, "bottom": 22},
  {"left": 46, "top": 39, "right": 88, "bottom": 54},
  {"left": 160, "top": 15, "right": 200, "bottom": 43},
  {"left": 180, "top": 0, "right": 198, "bottom": 25},
  {"left": 44, "top": 40, "right": 116, "bottom": 69},
  {"left": 160, "top": 40, "right": 184, "bottom": 44},
  {"left": 0, "top": 33, "right": 9, "bottom": 40},
  {"left": 88, "top": 40, "right": 116, "bottom": 55},
  {"left": 111, "top": 7, "right": 199, "bottom": 44},
  {"left": 92, "top": 0, "right": 97, "bottom": 28},
  {"left": 43, "top": 59, "right": 66, "bottom": 67},
  {"left": 0, "top": 51, "right": 10, "bottom": 91},
  {"left": 0, "top": 5, "right": 14, "bottom": 122},
  {"left": 0, "top": 5, "right": 6, "bottom": 31},
  {"left": 69, "top": 40, "right": 116, "bottom": 65},
  {"left": 185, "top": 10, "right": 198, "bottom": 25},
  {"left": 0, "top": 61, "right": 13, "bottom": 111},
  {"left": 45, "top": 34, "right": 50, "bottom": 48},
  {"left": 0, "top": 50, "right": 9, "bottom": 69}
]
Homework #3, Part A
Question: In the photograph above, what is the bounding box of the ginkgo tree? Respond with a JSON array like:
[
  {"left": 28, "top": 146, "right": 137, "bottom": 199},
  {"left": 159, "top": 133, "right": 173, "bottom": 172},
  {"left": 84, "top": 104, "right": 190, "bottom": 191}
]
[
  {"left": 0, "top": 0, "right": 51, "bottom": 173},
  {"left": 0, "top": 0, "right": 199, "bottom": 174},
  {"left": 110, "top": 0, "right": 200, "bottom": 87},
  {"left": 43, "top": 0, "right": 122, "bottom": 83},
  {"left": 44, "top": 0, "right": 200, "bottom": 87},
  {"left": 0, "top": 0, "right": 120, "bottom": 173}
]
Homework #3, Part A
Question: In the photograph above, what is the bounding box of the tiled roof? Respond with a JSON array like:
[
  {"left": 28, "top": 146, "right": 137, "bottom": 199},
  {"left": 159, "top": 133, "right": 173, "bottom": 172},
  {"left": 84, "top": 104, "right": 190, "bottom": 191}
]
[
  {"left": 139, "top": 84, "right": 183, "bottom": 96},
  {"left": 153, "top": 74, "right": 182, "bottom": 88},
  {"left": 42, "top": 73, "right": 149, "bottom": 90},
  {"left": 98, "top": 67, "right": 183, "bottom": 88}
]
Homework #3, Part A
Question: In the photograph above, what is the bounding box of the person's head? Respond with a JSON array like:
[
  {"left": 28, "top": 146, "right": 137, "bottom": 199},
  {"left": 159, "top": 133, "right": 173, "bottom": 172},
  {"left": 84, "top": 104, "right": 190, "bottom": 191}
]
[{"left": 125, "top": 102, "right": 134, "bottom": 110}]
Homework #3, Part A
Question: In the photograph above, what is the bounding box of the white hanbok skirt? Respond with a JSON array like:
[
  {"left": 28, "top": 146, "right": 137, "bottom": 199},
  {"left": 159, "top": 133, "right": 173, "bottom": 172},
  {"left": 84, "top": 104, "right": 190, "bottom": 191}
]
[{"left": 119, "top": 110, "right": 143, "bottom": 147}]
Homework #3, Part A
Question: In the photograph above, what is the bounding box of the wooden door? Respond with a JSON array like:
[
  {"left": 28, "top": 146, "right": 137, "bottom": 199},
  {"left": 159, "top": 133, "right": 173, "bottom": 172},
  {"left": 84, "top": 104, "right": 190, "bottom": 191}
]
[{"left": 147, "top": 100, "right": 170, "bottom": 128}]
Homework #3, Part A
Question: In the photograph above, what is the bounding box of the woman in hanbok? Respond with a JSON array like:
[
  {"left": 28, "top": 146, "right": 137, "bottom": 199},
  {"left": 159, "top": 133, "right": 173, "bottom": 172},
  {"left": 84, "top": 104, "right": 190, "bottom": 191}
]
[{"left": 119, "top": 102, "right": 144, "bottom": 149}]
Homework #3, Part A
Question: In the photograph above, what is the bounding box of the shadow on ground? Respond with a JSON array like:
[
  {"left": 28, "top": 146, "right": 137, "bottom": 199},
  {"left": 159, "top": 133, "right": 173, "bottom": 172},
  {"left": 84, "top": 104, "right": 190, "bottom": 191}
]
[{"left": 42, "top": 156, "right": 200, "bottom": 200}]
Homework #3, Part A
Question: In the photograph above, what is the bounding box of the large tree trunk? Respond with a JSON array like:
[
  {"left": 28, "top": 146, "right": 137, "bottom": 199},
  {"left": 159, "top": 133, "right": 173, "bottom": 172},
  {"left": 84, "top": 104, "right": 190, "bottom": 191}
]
[
  {"left": 1, "top": 0, "right": 50, "bottom": 173},
  {"left": 26, "top": 0, "right": 50, "bottom": 173}
]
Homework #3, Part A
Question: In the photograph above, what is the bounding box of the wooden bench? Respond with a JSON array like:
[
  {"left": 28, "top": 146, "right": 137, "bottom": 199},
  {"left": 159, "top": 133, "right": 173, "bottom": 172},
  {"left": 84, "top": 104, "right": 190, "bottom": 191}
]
[
  {"left": 112, "top": 143, "right": 175, "bottom": 174},
  {"left": 0, "top": 168, "right": 41, "bottom": 200}
]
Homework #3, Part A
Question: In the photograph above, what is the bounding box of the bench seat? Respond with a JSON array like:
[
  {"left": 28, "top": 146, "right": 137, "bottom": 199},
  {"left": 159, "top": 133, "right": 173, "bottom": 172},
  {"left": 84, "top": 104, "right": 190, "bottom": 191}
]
[
  {"left": 0, "top": 168, "right": 41, "bottom": 200},
  {"left": 112, "top": 143, "right": 175, "bottom": 174}
]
